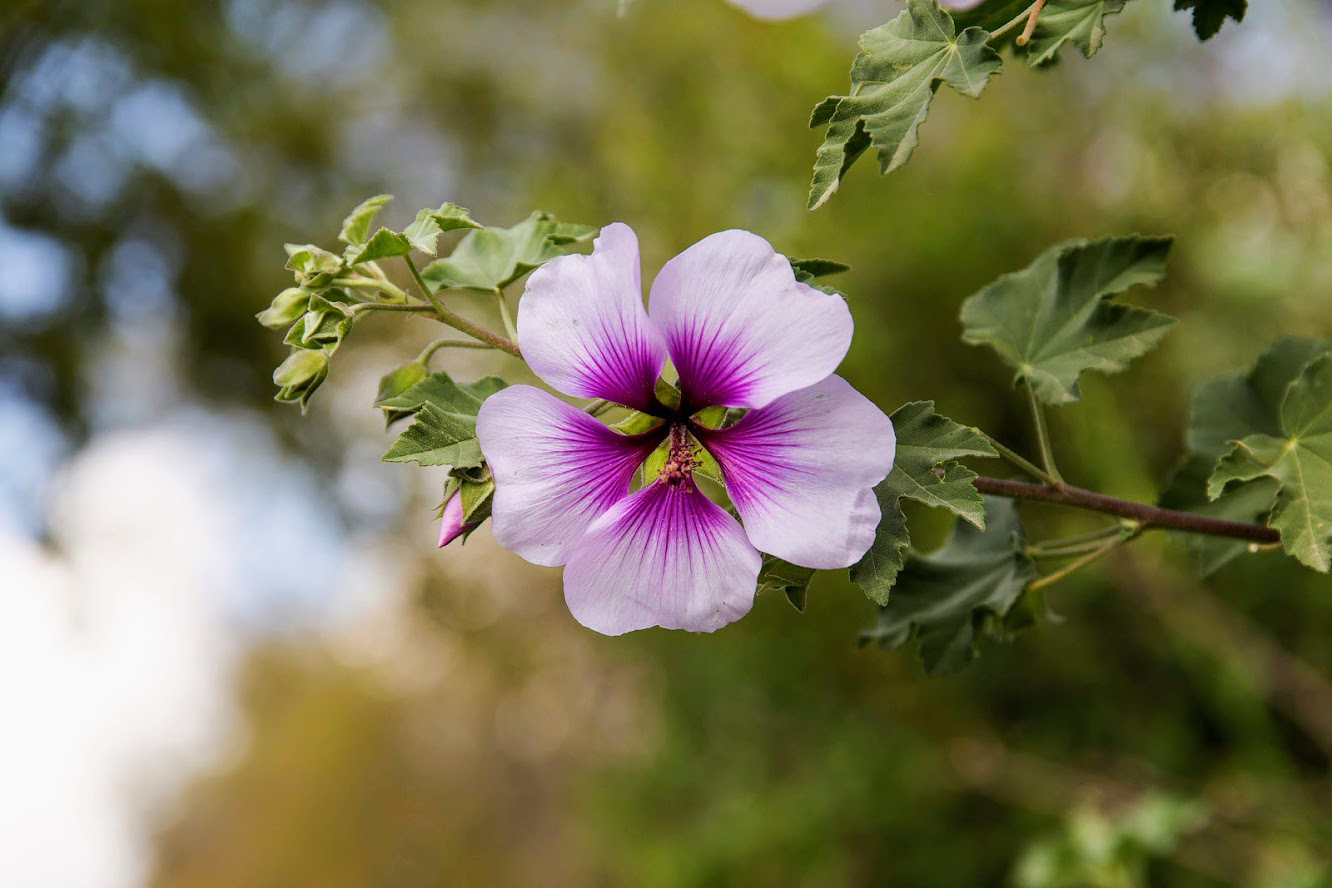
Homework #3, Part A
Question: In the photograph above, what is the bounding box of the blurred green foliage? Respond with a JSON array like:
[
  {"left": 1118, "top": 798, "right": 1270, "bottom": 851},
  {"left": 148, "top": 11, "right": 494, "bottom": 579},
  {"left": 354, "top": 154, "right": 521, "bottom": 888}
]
[{"left": 3, "top": 0, "right": 1331, "bottom": 884}]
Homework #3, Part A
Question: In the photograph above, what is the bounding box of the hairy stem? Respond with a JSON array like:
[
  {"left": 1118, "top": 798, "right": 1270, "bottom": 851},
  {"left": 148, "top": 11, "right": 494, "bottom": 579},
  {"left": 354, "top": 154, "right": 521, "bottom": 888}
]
[
  {"left": 980, "top": 430, "right": 1060, "bottom": 486},
  {"left": 493, "top": 287, "right": 518, "bottom": 340},
  {"left": 988, "top": 3, "right": 1037, "bottom": 42},
  {"left": 1026, "top": 524, "right": 1133, "bottom": 559},
  {"left": 402, "top": 257, "right": 522, "bottom": 358},
  {"left": 1028, "top": 535, "right": 1124, "bottom": 591},
  {"left": 967, "top": 474, "right": 1281, "bottom": 544},
  {"left": 419, "top": 338, "right": 496, "bottom": 364},
  {"left": 1015, "top": 0, "right": 1047, "bottom": 47}
]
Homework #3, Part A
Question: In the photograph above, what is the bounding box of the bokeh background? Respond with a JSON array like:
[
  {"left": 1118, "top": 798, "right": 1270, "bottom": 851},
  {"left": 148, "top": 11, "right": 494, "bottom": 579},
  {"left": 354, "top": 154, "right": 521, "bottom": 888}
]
[{"left": 2, "top": 0, "right": 1331, "bottom": 884}]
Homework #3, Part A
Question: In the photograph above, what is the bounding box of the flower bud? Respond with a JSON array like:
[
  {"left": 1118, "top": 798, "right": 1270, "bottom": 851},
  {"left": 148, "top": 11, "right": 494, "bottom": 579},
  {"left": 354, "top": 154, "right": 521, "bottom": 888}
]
[
  {"left": 437, "top": 489, "right": 468, "bottom": 548},
  {"left": 256, "top": 287, "right": 311, "bottom": 330},
  {"left": 273, "top": 348, "right": 329, "bottom": 410}
]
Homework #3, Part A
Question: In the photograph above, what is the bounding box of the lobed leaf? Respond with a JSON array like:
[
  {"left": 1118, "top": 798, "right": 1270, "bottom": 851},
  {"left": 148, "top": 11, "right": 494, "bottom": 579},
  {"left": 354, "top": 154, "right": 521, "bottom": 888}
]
[
  {"left": 757, "top": 556, "right": 816, "bottom": 613},
  {"left": 959, "top": 235, "right": 1175, "bottom": 406},
  {"left": 860, "top": 497, "right": 1037, "bottom": 675},
  {"left": 338, "top": 194, "right": 393, "bottom": 246},
  {"left": 850, "top": 401, "right": 998, "bottom": 605},
  {"left": 1207, "top": 353, "right": 1332, "bottom": 572},
  {"left": 1025, "top": 0, "right": 1128, "bottom": 67},
  {"left": 379, "top": 371, "right": 508, "bottom": 469},
  {"left": 420, "top": 211, "right": 596, "bottom": 291},
  {"left": 807, "top": 0, "right": 1002, "bottom": 210},
  {"left": 1172, "top": 0, "right": 1245, "bottom": 40}
]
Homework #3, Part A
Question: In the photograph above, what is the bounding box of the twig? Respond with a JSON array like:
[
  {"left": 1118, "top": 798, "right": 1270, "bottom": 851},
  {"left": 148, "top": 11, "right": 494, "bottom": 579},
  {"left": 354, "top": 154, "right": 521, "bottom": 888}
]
[{"left": 1015, "top": 0, "right": 1047, "bottom": 47}]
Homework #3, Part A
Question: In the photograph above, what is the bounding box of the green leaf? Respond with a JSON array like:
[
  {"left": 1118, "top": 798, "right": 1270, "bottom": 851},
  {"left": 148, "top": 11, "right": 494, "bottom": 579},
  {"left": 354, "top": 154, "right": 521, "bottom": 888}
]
[
  {"left": 287, "top": 293, "right": 355, "bottom": 352},
  {"left": 375, "top": 360, "right": 431, "bottom": 427},
  {"left": 1172, "top": 0, "right": 1245, "bottom": 40},
  {"left": 861, "top": 497, "right": 1037, "bottom": 675},
  {"left": 458, "top": 477, "right": 495, "bottom": 534},
  {"left": 284, "top": 243, "right": 342, "bottom": 288},
  {"left": 1025, "top": 0, "right": 1128, "bottom": 67},
  {"left": 379, "top": 371, "right": 508, "bottom": 469},
  {"left": 960, "top": 235, "right": 1175, "bottom": 406},
  {"left": 850, "top": 401, "right": 999, "bottom": 605},
  {"left": 382, "top": 401, "right": 485, "bottom": 468},
  {"left": 612, "top": 411, "right": 666, "bottom": 435},
  {"left": 790, "top": 256, "right": 852, "bottom": 298},
  {"left": 807, "top": 0, "right": 1002, "bottom": 210},
  {"left": 757, "top": 556, "right": 816, "bottom": 613},
  {"left": 950, "top": 0, "right": 1030, "bottom": 32},
  {"left": 401, "top": 203, "right": 483, "bottom": 257},
  {"left": 1208, "top": 353, "right": 1332, "bottom": 572},
  {"left": 339, "top": 194, "right": 393, "bottom": 246},
  {"left": 347, "top": 228, "right": 412, "bottom": 264},
  {"left": 420, "top": 211, "right": 596, "bottom": 291}
]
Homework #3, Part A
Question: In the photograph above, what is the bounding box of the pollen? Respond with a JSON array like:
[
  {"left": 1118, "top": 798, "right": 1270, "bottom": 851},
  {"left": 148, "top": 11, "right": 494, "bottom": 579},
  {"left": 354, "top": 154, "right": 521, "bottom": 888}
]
[{"left": 659, "top": 425, "right": 699, "bottom": 488}]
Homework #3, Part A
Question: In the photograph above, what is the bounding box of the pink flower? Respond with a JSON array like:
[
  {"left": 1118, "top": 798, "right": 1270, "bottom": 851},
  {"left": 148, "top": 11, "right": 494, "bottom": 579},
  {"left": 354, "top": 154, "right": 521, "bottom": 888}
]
[{"left": 476, "top": 224, "right": 895, "bottom": 635}]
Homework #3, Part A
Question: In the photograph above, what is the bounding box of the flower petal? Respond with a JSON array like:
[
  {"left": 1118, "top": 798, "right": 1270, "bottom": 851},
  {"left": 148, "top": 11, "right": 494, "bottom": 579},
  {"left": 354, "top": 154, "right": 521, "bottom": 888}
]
[
  {"left": 516, "top": 223, "right": 667, "bottom": 410},
  {"left": 477, "top": 385, "right": 662, "bottom": 567},
  {"left": 647, "top": 229, "right": 853, "bottom": 409},
  {"left": 695, "top": 375, "right": 895, "bottom": 569},
  {"left": 563, "top": 482, "right": 762, "bottom": 635}
]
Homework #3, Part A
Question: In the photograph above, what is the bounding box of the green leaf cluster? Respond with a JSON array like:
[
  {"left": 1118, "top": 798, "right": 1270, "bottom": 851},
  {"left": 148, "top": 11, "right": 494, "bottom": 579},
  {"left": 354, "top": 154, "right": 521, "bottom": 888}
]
[
  {"left": 861, "top": 497, "right": 1038, "bottom": 674},
  {"left": 810, "top": 0, "right": 1140, "bottom": 208},
  {"left": 959, "top": 235, "right": 1175, "bottom": 405},
  {"left": 378, "top": 371, "right": 508, "bottom": 470},
  {"left": 1195, "top": 339, "right": 1332, "bottom": 572},
  {"left": 419, "top": 212, "right": 596, "bottom": 292},
  {"left": 850, "top": 401, "right": 998, "bottom": 605}
]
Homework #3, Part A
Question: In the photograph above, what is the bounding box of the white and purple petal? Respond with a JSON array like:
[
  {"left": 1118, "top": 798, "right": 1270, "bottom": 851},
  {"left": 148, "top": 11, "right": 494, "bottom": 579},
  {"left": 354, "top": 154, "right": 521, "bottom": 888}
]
[
  {"left": 476, "top": 385, "right": 663, "bottom": 567},
  {"left": 647, "top": 229, "right": 853, "bottom": 410},
  {"left": 694, "top": 375, "right": 894, "bottom": 569},
  {"left": 562, "top": 481, "right": 762, "bottom": 635},
  {"left": 517, "top": 223, "right": 667, "bottom": 411}
]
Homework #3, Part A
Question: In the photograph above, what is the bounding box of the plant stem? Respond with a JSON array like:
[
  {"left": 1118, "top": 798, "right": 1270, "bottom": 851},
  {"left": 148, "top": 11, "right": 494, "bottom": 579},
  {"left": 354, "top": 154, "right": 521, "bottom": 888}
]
[
  {"left": 1026, "top": 524, "right": 1133, "bottom": 560},
  {"left": 493, "top": 287, "right": 518, "bottom": 340},
  {"left": 966, "top": 474, "right": 1281, "bottom": 544},
  {"left": 988, "top": 3, "right": 1037, "bottom": 42},
  {"left": 1015, "top": 0, "right": 1046, "bottom": 46},
  {"left": 419, "top": 338, "right": 495, "bottom": 364},
  {"left": 1027, "top": 535, "right": 1123, "bottom": 592},
  {"left": 1025, "top": 382, "right": 1063, "bottom": 485},
  {"left": 401, "top": 257, "right": 522, "bottom": 358},
  {"left": 979, "top": 430, "right": 1060, "bottom": 486}
]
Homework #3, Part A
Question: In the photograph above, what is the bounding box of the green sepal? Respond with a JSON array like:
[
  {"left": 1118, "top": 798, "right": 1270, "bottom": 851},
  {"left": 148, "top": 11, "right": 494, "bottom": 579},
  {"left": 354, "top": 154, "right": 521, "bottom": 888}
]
[
  {"left": 256, "top": 287, "right": 311, "bottom": 330},
  {"left": 338, "top": 194, "right": 393, "bottom": 246},
  {"left": 287, "top": 292, "right": 355, "bottom": 352},
  {"left": 851, "top": 401, "right": 999, "bottom": 605},
  {"left": 691, "top": 406, "right": 728, "bottom": 429},
  {"left": 959, "top": 234, "right": 1175, "bottom": 406},
  {"left": 613, "top": 411, "right": 666, "bottom": 435},
  {"left": 284, "top": 243, "right": 342, "bottom": 288},
  {"left": 757, "top": 556, "right": 816, "bottom": 613},
  {"left": 807, "top": 0, "right": 1002, "bottom": 210},
  {"left": 860, "top": 497, "right": 1038, "bottom": 675}
]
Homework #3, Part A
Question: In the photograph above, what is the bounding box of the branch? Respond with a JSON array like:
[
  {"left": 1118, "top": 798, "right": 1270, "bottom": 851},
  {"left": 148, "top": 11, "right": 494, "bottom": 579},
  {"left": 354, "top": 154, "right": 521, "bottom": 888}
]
[{"left": 966, "top": 474, "right": 1280, "bottom": 544}]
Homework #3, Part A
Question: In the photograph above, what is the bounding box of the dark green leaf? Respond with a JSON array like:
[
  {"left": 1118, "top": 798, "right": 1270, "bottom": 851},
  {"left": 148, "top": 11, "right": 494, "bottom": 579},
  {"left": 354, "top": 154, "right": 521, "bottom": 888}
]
[
  {"left": 382, "top": 401, "right": 485, "bottom": 468},
  {"left": 1209, "top": 353, "right": 1332, "bottom": 572},
  {"left": 338, "top": 194, "right": 393, "bottom": 246},
  {"left": 789, "top": 257, "right": 851, "bottom": 279},
  {"left": 757, "top": 556, "right": 816, "bottom": 613},
  {"left": 861, "top": 497, "right": 1037, "bottom": 675},
  {"left": 807, "top": 0, "right": 1002, "bottom": 210},
  {"left": 1025, "top": 0, "right": 1128, "bottom": 67},
  {"left": 1172, "top": 0, "right": 1245, "bottom": 40},
  {"left": 378, "top": 371, "right": 508, "bottom": 469},
  {"left": 850, "top": 401, "right": 999, "bottom": 605},
  {"left": 960, "top": 235, "right": 1175, "bottom": 406},
  {"left": 420, "top": 211, "right": 596, "bottom": 291}
]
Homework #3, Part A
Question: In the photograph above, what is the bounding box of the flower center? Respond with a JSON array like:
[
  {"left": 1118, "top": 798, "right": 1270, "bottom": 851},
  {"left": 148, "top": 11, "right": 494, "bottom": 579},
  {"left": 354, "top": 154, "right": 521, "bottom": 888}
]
[{"left": 658, "top": 424, "right": 698, "bottom": 489}]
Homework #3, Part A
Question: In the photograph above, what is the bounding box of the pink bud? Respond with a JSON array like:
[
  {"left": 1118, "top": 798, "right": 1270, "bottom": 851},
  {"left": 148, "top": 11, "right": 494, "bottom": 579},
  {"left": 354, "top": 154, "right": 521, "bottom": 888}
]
[{"left": 437, "top": 491, "right": 468, "bottom": 548}]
